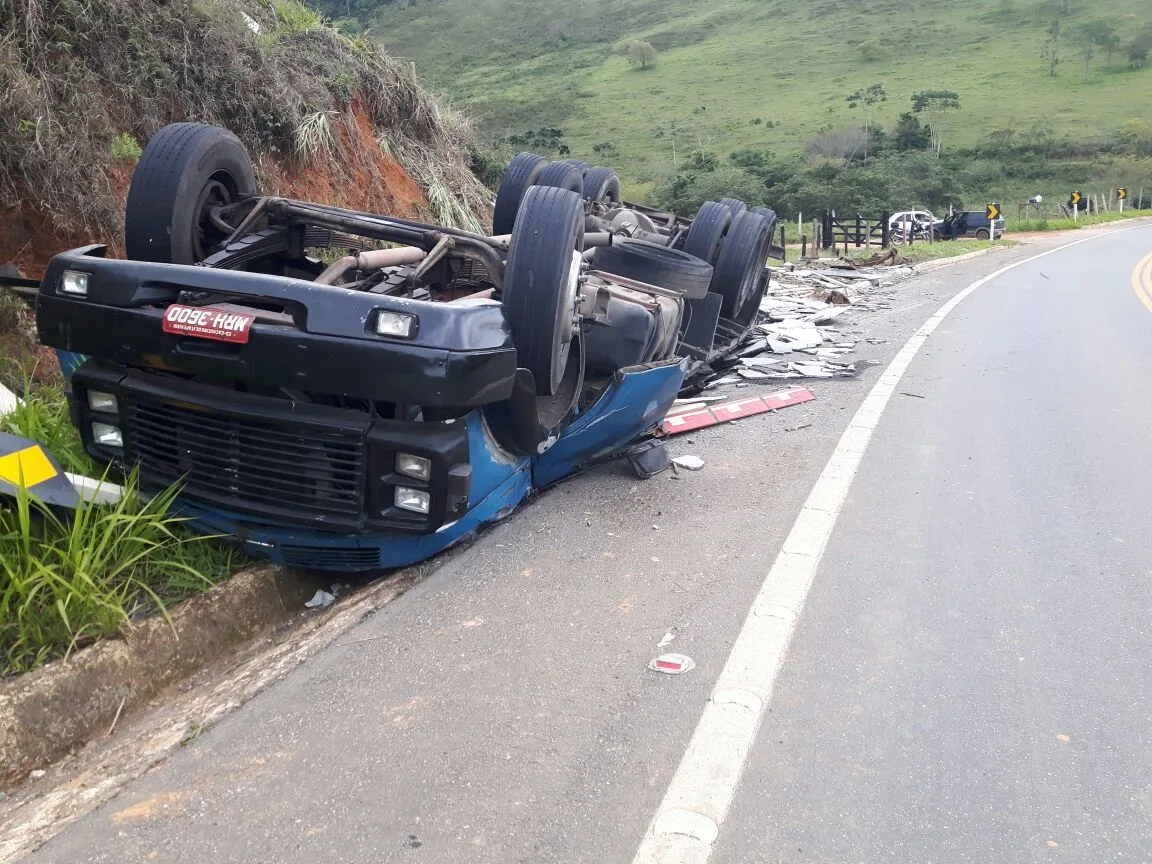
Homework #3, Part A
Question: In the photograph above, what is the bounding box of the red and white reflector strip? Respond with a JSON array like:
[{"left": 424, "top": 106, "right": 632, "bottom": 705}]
[
  {"left": 660, "top": 387, "right": 814, "bottom": 437},
  {"left": 649, "top": 653, "right": 696, "bottom": 675}
]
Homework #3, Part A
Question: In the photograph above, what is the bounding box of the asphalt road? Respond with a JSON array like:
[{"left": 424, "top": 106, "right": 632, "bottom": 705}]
[{"left": 25, "top": 224, "right": 1152, "bottom": 863}]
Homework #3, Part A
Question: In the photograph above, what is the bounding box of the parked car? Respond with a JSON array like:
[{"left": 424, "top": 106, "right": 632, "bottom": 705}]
[
  {"left": 889, "top": 210, "right": 938, "bottom": 233},
  {"left": 938, "top": 210, "right": 1005, "bottom": 240},
  {"left": 35, "top": 124, "right": 780, "bottom": 571}
]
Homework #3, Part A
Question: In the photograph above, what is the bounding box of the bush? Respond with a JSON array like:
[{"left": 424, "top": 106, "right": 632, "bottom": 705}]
[{"left": 110, "top": 132, "right": 143, "bottom": 161}]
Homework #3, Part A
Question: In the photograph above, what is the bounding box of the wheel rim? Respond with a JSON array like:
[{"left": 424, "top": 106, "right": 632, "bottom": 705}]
[
  {"left": 192, "top": 172, "right": 238, "bottom": 262},
  {"left": 552, "top": 250, "right": 582, "bottom": 391}
]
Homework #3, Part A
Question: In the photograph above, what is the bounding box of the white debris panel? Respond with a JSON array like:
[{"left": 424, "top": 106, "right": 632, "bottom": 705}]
[{"left": 699, "top": 260, "right": 918, "bottom": 387}]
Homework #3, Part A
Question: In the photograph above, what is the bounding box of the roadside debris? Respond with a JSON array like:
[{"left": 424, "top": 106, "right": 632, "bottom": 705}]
[
  {"left": 671, "top": 455, "right": 705, "bottom": 471},
  {"left": 627, "top": 439, "right": 671, "bottom": 479},
  {"left": 648, "top": 653, "right": 695, "bottom": 675},
  {"left": 304, "top": 589, "right": 336, "bottom": 610},
  {"left": 662, "top": 387, "right": 814, "bottom": 436},
  {"left": 686, "top": 258, "right": 918, "bottom": 393},
  {"left": 657, "top": 632, "right": 676, "bottom": 648}
]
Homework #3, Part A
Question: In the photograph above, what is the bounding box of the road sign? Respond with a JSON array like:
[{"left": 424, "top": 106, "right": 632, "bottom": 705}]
[
  {"left": 1118, "top": 187, "right": 1128, "bottom": 201},
  {"left": 1071, "top": 190, "right": 1082, "bottom": 206},
  {"left": 986, "top": 202, "right": 1000, "bottom": 221}
]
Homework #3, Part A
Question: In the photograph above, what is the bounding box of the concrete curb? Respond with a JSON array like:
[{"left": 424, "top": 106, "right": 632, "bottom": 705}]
[{"left": 0, "top": 564, "right": 314, "bottom": 787}]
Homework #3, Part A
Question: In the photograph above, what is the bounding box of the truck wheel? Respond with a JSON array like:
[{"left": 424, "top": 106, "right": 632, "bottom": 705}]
[
  {"left": 492, "top": 152, "right": 548, "bottom": 235},
  {"left": 711, "top": 209, "right": 772, "bottom": 322},
  {"left": 583, "top": 167, "right": 622, "bottom": 205},
  {"left": 534, "top": 162, "right": 585, "bottom": 198},
  {"left": 125, "top": 123, "right": 258, "bottom": 265},
  {"left": 557, "top": 159, "right": 590, "bottom": 175},
  {"left": 593, "top": 239, "right": 713, "bottom": 299},
  {"left": 975, "top": 228, "right": 990, "bottom": 240},
  {"left": 503, "top": 185, "right": 585, "bottom": 396},
  {"left": 750, "top": 206, "right": 779, "bottom": 236},
  {"left": 718, "top": 197, "right": 748, "bottom": 219},
  {"left": 682, "top": 201, "right": 732, "bottom": 265}
]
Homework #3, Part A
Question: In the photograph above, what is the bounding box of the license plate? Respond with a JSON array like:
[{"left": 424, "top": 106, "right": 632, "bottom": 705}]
[{"left": 162, "top": 304, "right": 255, "bottom": 344}]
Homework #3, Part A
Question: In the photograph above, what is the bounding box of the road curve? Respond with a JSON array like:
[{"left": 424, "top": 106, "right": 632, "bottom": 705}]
[{"left": 21, "top": 223, "right": 1152, "bottom": 864}]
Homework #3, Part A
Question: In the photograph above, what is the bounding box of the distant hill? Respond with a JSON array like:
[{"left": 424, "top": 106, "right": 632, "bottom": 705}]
[{"left": 352, "top": 0, "right": 1151, "bottom": 186}]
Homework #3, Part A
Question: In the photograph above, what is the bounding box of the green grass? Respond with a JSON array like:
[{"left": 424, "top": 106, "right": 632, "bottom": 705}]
[
  {"left": 0, "top": 376, "right": 95, "bottom": 475},
  {"left": 367, "top": 0, "right": 1152, "bottom": 188},
  {"left": 1008, "top": 209, "right": 1149, "bottom": 231},
  {"left": 887, "top": 238, "right": 1019, "bottom": 263},
  {"left": 0, "top": 374, "right": 242, "bottom": 675},
  {"left": 1, "top": 473, "right": 240, "bottom": 675}
]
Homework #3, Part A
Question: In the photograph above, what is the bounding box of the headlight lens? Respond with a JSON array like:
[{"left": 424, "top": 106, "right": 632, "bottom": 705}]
[
  {"left": 87, "top": 391, "right": 119, "bottom": 414},
  {"left": 375, "top": 311, "right": 415, "bottom": 339},
  {"left": 394, "top": 486, "right": 430, "bottom": 515},
  {"left": 396, "top": 452, "right": 432, "bottom": 481},
  {"left": 60, "top": 270, "right": 90, "bottom": 296},
  {"left": 91, "top": 422, "right": 123, "bottom": 448}
]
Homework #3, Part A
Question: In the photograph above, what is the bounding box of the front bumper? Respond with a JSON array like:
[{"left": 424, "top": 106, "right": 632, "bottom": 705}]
[
  {"left": 37, "top": 247, "right": 518, "bottom": 408},
  {"left": 73, "top": 361, "right": 475, "bottom": 534}
]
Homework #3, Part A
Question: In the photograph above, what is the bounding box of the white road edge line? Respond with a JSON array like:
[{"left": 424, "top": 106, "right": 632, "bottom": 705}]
[{"left": 631, "top": 228, "right": 1142, "bottom": 864}]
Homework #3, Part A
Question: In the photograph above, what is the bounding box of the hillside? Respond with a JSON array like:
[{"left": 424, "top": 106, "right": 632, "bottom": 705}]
[
  {"left": 358, "top": 0, "right": 1151, "bottom": 190},
  {"left": 0, "top": 0, "right": 487, "bottom": 278}
]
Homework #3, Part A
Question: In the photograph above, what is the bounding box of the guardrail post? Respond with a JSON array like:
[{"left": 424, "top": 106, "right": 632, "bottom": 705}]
[{"left": 854, "top": 214, "right": 863, "bottom": 248}]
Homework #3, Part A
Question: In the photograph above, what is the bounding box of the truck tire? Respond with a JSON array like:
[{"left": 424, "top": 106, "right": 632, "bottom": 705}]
[
  {"left": 682, "top": 201, "right": 732, "bottom": 265},
  {"left": 718, "top": 197, "right": 748, "bottom": 219},
  {"left": 583, "top": 166, "right": 622, "bottom": 205},
  {"left": 557, "top": 159, "right": 590, "bottom": 175},
  {"left": 125, "top": 123, "right": 258, "bottom": 265},
  {"left": 750, "top": 206, "right": 779, "bottom": 235},
  {"left": 711, "top": 209, "right": 772, "bottom": 322},
  {"left": 503, "top": 185, "right": 586, "bottom": 396},
  {"left": 534, "top": 162, "right": 585, "bottom": 198},
  {"left": 492, "top": 152, "right": 548, "bottom": 235},
  {"left": 593, "top": 239, "right": 713, "bottom": 300}
]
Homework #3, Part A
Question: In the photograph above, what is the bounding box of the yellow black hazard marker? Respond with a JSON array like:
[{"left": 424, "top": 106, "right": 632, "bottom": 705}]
[{"left": 0, "top": 431, "right": 81, "bottom": 509}]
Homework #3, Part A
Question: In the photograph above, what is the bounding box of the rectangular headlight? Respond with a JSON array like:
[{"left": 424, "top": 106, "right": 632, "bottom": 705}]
[
  {"left": 60, "top": 270, "right": 90, "bottom": 296},
  {"left": 91, "top": 422, "right": 123, "bottom": 449},
  {"left": 87, "top": 390, "right": 119, "bottom": 414},
  {"left": 375, "top": 310, "right": 416, "bottom": 339},
  {"left": 394, "top": 486, "right": 430, "bottom": 515},
  {"left": 396, "top": 452, "right": 432, "bottom": 481}
]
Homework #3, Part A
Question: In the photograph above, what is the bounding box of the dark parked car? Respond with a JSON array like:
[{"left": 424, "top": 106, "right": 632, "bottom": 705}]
[{"left": 937, "top": 210, "right": 1005, "bottom": 240}]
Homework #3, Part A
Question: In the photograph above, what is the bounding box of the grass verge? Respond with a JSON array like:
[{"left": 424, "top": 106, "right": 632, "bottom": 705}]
[
  {"left": 1008, "top": 211, "right": 1150, "bottom": 233},
  {"left": 884, "top": 239, "right": 1018, "bottom": 264},
  {"left": 1, "top": 475, "right": 240, "bottom": 676},
  {"left": 1, "top": 370, "right": 242, "bottom": 676}
]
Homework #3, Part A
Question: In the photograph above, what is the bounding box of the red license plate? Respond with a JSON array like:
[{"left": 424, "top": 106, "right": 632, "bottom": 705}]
[{"left": 161, "top": 304, "right": 255, "bottom": 344}]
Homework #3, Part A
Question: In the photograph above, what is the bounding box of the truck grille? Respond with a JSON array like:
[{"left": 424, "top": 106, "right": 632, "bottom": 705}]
[{"left": 125, "top": 398, "right": 366, "bottom": 527}]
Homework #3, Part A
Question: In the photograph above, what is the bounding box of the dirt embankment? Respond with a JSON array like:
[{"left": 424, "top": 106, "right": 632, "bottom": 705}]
[
  {"left": 2, "top": 101, "right": 428, "bottom": 278},
  {"left": 0, "top": 0, "right": 488, "bottom": 279}
]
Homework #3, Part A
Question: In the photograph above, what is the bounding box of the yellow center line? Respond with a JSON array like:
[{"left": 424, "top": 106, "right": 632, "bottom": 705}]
[{"left": 1133, "top": 251, "right": 1152, "bottom": 313}]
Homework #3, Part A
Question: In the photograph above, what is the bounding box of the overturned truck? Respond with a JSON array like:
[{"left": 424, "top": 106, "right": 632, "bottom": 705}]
[{"left": 35, "top": 124, "right": 779, "bottom": 570}]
